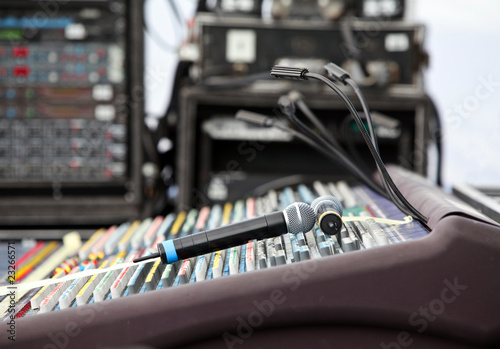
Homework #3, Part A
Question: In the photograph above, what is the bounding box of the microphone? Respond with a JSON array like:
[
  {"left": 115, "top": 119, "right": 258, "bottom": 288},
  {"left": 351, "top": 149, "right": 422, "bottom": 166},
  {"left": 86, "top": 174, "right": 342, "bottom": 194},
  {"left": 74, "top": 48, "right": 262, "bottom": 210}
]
[
  {"left": 311, "top": 195, "right": 344, "bottom": 236},
  {"left": 134, "top": 202, "right": 316, "bottom": 264}
]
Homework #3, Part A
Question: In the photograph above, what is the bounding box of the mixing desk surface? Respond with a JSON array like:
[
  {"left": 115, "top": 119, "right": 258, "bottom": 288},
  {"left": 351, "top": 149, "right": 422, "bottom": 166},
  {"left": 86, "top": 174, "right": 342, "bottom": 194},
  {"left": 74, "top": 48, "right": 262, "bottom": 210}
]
[
  {"left": 0, "top": 180, "right": 426, "bottom": 317},
  {"left": 1, "top": 167, "right": 500, "bottom": 348}
]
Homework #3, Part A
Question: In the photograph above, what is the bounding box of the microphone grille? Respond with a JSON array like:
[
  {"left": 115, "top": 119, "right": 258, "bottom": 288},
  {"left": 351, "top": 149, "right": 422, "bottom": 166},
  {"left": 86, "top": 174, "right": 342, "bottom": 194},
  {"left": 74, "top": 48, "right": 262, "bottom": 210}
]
[
  {"left": 311, "top": 195, "right": 343, "bottom": 216},
  {"left": 283, "top": 202, "right": 316, "bottom": 234}
]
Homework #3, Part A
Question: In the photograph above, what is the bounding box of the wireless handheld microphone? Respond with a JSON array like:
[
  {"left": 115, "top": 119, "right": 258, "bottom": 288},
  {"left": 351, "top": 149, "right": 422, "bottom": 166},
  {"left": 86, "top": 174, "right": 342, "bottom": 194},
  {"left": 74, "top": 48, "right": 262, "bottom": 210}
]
[
  {"left": 311, "top": 195, "right": 344, "bottom": 236},
  {"left": 134, "top": 202, "right": 316, "bottom": 264}
]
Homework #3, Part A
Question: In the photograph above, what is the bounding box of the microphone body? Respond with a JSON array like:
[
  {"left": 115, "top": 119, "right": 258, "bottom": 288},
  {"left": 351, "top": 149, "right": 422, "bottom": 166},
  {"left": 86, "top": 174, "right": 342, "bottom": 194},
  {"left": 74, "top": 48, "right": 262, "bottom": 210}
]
[
  {"left": 141, "top": 202, "right": 315, "bottom": 265},
  {"left": 159, "top": 212, "right": 285, "bottom": 264},
  {"left": 311, "top": 196, "right": 344, "bottom": 236}
]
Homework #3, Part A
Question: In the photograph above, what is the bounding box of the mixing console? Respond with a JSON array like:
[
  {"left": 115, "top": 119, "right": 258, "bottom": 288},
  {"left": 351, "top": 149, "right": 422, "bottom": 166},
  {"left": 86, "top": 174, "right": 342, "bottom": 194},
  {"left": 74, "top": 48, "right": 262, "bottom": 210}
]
[
  {"left": 0, "top": 180, "right": 428, "bottom": 320},
  {"left": 1, "top": 168, "right": 499, "bottom": 347}
]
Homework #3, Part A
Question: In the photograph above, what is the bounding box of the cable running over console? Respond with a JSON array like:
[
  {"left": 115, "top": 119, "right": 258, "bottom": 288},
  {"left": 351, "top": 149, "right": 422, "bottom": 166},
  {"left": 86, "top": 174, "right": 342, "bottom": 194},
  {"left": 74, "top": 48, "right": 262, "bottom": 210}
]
[{"left": 270, "top": 65, "right": 428, "bottom": 224}]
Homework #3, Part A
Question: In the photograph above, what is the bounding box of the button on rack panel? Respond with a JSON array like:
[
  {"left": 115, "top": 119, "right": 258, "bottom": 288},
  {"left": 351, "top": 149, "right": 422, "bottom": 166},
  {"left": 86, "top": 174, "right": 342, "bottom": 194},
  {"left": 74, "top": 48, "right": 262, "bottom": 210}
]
[{"left": 0, "top": 180, "right": 429, "bottom": 319}]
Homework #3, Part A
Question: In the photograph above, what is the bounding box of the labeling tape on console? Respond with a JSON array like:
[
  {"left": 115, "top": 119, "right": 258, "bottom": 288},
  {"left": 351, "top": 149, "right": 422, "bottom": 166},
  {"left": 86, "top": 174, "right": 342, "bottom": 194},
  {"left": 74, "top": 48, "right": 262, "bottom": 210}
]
[
  {"left": 343, "top": 215, "right": 413, "bottom": 225},
  {"left": 0, "top": 258, "right": 159, "bottom": 296}
]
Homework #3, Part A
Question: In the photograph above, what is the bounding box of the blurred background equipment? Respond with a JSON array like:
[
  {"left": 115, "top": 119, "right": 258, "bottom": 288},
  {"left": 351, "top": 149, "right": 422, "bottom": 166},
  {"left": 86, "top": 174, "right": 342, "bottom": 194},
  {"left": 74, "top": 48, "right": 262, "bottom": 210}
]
[
  {"left": 176, "top": 84, "right": 436, "bottom": 209},
  {"left": 0, "top": 0, "right": 147, "bottom": 227},
  {"left": 174, "top": 0, "right": 441, "bottom": 210},
  {"left": 195, "top": 14, "right": 425, "bottom": 88}
]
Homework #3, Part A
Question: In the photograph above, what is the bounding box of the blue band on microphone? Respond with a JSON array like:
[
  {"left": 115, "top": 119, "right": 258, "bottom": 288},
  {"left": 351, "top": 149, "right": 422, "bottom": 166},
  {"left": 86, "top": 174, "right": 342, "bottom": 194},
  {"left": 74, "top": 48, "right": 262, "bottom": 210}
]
[{"left": 161, "top": 240, "right": 178, "bottom": 263}]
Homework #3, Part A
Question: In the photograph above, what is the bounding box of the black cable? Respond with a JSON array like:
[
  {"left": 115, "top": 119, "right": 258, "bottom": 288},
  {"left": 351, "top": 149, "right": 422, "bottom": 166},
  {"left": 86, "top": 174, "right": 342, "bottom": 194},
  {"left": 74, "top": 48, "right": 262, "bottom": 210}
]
[
  {"left": 278, "top": 108, "right": 390, "bottom": 200},
  {"left": 291, "top": 83, "right": 410, "bottom": 218},
  {"left": 345, "top": 78, "right": 379, "bottom": 151},
  {"left": 288, "top": 90, "right": 374, "bottom": 180},
  {"left": 314, "top": 72, "right": 422, "bottom": 219},
  {"left": 288, "top": 91, "right": 344, "bottom": 152},
  {"left": 322, "top": 63, "right": 412, "bottom": 216},
  {"left": 344, "top": 77, "right": 408, "bottom": 215},
  {"left": 241, "top": 104, "right": 422, "bottom": 222},
  {"left": 270, "top": 66, "right": 427, "bottom": 222},
  {"left": 236, "top": 110, "right": 389, "bottom": 200},
  {"left": 324, "top": 63, "right": 379, "bottom": 151},
  {"left": 291, "top": 82, "right": 390, "bottom": 205},
  {"left": 278, "top": 94, "right": 378, "bottom": 198},
  {"left": 331, "top": 69, "right": 420, "bottom": 219},
  {"left": 304, "top": 72, "right": 427, "bottom": 223},
  {"left": 239, "top": 108, "right": 390, "bottom": 200},
  {"left": 272, "top": 123, "right": 388, "bottom": 195}
]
